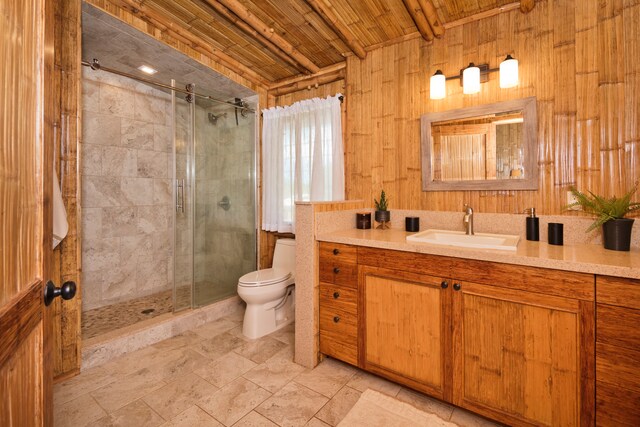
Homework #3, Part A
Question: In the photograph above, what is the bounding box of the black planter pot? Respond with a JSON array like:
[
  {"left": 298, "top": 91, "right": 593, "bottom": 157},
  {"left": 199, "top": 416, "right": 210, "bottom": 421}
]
[
  {"left": 374, "top": 210, "right": 390, "bottom": 223},
  {"left": 602, "top": 218, "right": 634, "bottom": 251}
]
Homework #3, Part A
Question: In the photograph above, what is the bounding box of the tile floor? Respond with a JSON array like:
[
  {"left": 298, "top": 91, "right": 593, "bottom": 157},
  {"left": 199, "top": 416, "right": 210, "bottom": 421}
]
[{"left": 56, "top": 312, "right": 502, "bottom": 427}]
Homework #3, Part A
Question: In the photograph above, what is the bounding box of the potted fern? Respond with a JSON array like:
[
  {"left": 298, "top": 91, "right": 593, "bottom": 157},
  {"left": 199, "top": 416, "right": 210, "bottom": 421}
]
[
  {"left": 568, "top": 183, "right": 640, "bottom": 251},
  {"left": 374, "top": 190, "right": 390, "bottom": 229}
]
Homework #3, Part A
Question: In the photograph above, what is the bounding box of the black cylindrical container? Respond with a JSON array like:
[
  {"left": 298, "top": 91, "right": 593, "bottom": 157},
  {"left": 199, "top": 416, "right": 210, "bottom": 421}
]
[
  {"left": 525, "top": 207, "right": 539, "bottom": 241},
  {"left": 548, "top": 223, "right": 563, "bottom": 246},
  {"left": 356, "top": 212, "right": 371, "bottom": 229},
  {"left": 405, "top": 217, "right": 420, "bottom": 232}
]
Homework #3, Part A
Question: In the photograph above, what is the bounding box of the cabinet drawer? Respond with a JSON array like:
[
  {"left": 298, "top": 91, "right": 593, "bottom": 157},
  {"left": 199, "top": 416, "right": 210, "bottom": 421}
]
[
  {"left": 596, "top": 381, "right": 640, "bottom": 426},
  {"left": 319, "top": 261, "right": 358, "bottom": 288},
  {"left": 597, "top": 303, "right": 640, "bottom": 349},
  {"left": 319, "top": 305, "right": 357, "bottom": 340},
  {"left": 596, "top": 275, "right": 640, "bottom": 310},
  {"left": 596, "top": 342, "right": 640, "bottom": 394},
  {"left": 319, "top": 283, "right": 357, "bottom": 313},
  {"left": 319, "top": 242, "right": 357, "bottom": 264},
  {"left": 319, "top": 333, "right": 358, "bottom": 366}
]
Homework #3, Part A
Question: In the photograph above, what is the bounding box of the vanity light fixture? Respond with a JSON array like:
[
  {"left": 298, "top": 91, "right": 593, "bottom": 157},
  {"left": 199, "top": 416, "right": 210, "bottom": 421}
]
[
  {"left": 429, "top": 55, "right": 519, "bottom": 99},
  {"left": 137, "top": 64, "right": 158, "bottom": 75}
]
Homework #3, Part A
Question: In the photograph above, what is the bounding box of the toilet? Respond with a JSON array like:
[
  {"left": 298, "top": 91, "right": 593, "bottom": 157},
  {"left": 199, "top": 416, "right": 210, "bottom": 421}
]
[{"left": 237, "top": 238, "right": 296, "bottom": 339}]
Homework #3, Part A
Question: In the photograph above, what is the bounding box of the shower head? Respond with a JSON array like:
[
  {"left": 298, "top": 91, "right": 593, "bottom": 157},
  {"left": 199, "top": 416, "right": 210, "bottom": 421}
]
[{"left": 208, "top": 112, "right": 227, "bottom": 125}]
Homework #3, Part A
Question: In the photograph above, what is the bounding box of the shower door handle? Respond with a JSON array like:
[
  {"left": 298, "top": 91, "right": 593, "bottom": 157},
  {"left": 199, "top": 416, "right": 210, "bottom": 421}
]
[{"left": 176, "top": 179, "right": 185, "bottom": 213}]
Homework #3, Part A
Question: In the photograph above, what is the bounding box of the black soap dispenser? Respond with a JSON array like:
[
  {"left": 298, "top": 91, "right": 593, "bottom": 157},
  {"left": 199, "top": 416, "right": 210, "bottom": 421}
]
[{"left": 524, "top": 208, "right": 539, "bottom": 241}]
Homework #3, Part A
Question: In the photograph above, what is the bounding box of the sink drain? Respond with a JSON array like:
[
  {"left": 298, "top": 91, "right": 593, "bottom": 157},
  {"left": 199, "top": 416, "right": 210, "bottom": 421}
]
[{"left": 141, "top": 308, "right": 155, "bottom": 315}]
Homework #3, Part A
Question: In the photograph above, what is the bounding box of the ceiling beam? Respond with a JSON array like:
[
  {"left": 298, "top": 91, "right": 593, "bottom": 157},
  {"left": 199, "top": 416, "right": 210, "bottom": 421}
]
[
  {"left": 520, "top": 0, "right": 536, "bottom": 13},
  {"left": 304, "top": 0, "right": 367, "bottom": 60},
  {"left": 216, "top": 0, "right": 320, "bottom": 74},
  {"left": 269, "top": 62, "right": 346, "bottom": 90},
  {"left": 269, "top": 68, "right": 346, "bottom": 97},
  {"left": 201, "top": 0, "right": 307, "bottom": 74},
  {"left": 114, "top": 0, "right": 269, "bottom": 86},
  {"left": 402, "top": 0, "right": 434, "bottom": 42},
  {"left": 418, "top": 0, "right": 444, "bottom": 38}
]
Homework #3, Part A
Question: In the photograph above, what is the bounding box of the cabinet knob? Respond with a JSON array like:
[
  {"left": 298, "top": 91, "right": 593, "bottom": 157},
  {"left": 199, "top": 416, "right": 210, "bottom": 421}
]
[
  {"left": 333, "top": 267, "right": 340, "bottom": 274},
  {"left": 333, "top": 291, "right": 340, "bottom": 299},
  {"left": 441, "top": 281, "right": 448, "bottom": 289},
  {"left": 453, "top": 283, "right": 461, "bottom": 291},
  {"left": 333, "top": 316, "right": 340, "bottom": 323},
  {"left": 333, "top": 248, "right": 340, "bottom": 255}
]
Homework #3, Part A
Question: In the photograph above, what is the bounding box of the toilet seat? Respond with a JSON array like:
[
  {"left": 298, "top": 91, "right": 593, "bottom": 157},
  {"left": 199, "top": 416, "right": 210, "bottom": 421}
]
[{"left": 238, "top": 268, "right": 291, "bottom": 287}]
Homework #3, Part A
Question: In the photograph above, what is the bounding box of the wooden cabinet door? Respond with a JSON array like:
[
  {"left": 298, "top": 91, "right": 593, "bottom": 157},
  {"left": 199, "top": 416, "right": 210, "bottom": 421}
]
[
  {"left": 0, "top": 0, "right": 55, "bottom": 425},
  {"left": 452, "top": 281, "right": 594, "bottom": 427},
  {"left": 360, "top": 265, "right": 451, "bottom": 400}
]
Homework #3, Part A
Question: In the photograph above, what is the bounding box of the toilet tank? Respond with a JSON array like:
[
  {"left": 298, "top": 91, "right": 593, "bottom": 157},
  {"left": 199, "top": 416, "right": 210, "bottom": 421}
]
[{"left": 272, "top": 238, "right": 296, "bottom": 278}]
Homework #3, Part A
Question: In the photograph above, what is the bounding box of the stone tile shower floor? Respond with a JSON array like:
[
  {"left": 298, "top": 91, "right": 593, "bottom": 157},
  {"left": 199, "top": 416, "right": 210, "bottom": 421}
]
[
  {"left": 82, "top": 282, "right": 235, "bottom": 339},
  {"left": 61, "top": 313, "right": 503, "bottom": 426}
]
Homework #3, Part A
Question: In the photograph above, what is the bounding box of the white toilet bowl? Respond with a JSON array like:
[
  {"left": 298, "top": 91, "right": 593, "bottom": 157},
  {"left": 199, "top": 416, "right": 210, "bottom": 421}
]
[{"left": 237, "top": 239, "right": 295, "bottom": 339}]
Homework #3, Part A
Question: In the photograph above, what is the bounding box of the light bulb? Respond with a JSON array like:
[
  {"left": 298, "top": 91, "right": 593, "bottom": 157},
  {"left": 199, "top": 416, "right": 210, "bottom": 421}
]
[
  {"left": 430, "top": 70, "right": 446, "bottom": 100},
  {"left": 500, "top": 54, "right": 519, "bottom": 88},
  {"left": 462, "top": 63, "right": 480, "bottom": 94}
]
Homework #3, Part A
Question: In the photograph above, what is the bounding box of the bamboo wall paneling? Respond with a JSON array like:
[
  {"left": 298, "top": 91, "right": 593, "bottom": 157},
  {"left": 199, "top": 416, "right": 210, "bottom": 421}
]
[
  {"left": 51, "top": 0, "right": 82, "bottom": 380},
  {"left": 344, "top": 1, "right": 639, "bottom": 214},
  {"left": 304, "top": 0, "right": 367, "bottom": 59},
  {"left": 520, "top": 0, "right": 535, "bottom": 13}
]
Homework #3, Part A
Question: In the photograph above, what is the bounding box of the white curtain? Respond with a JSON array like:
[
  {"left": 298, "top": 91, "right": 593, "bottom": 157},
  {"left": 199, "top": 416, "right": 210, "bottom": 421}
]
[{"left": 262, "top": 94, "right": 345, "bottom": 233}]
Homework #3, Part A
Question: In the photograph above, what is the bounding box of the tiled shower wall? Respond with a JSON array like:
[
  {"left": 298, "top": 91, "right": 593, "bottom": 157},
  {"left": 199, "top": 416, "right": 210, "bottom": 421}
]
[{"left": 81, "top": 68, "right": 173, "bottom": 311}]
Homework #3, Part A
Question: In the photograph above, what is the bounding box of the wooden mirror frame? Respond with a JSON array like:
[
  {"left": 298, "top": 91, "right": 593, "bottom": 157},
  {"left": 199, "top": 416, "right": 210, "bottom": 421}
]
[{"left": 421, "top": 97, "right": 538, "bottom": 191}]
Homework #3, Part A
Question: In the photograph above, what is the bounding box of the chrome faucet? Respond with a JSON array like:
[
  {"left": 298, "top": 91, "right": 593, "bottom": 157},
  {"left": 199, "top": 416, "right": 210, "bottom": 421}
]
[{"left": 463, "top": 204, "right": 474, "bottom": 235}]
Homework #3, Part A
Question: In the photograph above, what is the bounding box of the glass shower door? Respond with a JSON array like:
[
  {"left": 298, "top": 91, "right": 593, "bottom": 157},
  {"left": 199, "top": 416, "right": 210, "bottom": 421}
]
[
  {"left": 173, "top": 84, "right": 257, "bottom": 310},
  {"left": 192, "top": 97, "right": 257, "bottom": 307},
  {"left": 173, "top": 82, "right": 194, "bottom": 312}
]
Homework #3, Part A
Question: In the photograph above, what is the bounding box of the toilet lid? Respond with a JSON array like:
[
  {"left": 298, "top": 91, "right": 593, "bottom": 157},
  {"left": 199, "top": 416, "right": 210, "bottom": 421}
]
[{"left": 238, "top": 268, "right": 291, "bottom": 287}]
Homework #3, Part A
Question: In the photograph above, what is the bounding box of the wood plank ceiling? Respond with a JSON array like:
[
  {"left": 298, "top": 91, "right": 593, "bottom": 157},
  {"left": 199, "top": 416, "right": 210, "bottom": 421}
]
[{"left": 113, "top": 0, "right": 535, "bottom": 89}]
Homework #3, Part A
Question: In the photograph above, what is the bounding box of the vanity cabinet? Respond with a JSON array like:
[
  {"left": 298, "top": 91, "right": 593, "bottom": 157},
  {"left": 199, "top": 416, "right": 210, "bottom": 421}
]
[
  {"left": 319, "top": 243, "right": 596, "bottom": 427},
  {"left": 595, "top": 275, "right": 640, "bottom": 426}
]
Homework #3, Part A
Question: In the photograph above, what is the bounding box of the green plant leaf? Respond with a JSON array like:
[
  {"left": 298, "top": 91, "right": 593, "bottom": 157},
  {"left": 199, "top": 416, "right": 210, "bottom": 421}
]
[{"left": 566, "top": 182, "right": 639, "bottom": 232}]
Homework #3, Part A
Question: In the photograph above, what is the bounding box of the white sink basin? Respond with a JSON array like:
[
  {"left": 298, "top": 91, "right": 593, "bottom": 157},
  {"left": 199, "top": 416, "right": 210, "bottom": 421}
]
[{"left": 406, "top": 229, "right": 520, "bottom": 251}]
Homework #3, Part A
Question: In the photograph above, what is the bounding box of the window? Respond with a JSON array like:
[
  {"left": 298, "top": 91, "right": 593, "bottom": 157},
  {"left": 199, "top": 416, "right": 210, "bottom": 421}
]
[{"left": 262, "top": 94, "right": 344, "bottom": 233}]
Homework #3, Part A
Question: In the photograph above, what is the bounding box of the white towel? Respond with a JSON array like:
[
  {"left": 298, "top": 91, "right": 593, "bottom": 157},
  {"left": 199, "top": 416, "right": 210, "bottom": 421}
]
[{"left": 52, "top": 169, "right": 68, "bottom": 249}]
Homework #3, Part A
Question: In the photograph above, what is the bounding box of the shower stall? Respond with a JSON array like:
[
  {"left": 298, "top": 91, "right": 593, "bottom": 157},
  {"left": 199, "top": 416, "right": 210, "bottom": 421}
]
[{"left": 80, "top": 65, "right": 257, "bottom": 339}]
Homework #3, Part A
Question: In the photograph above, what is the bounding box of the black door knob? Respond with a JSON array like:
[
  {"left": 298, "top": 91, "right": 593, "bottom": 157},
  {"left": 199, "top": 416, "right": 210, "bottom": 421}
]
[
  {"left": 333, "top": 248, "right": 340, "bottom": 255},
  {"left": 44, "top": 280, "right": 77, "bottom": 306},
  {"left": 441, "top": 281, "right": 449, "bottom": 289},
  {"left": 453, "top": 283, "right": 462, "bottom": 291},
  {"left": 333, "top": 316, "right": 340, "bottom": 323},
  {"left": 333, "top": 292, "right": 340, "bottom": 299},
  {"left": 333, "top": 267, "right": 340, "bottom": 274}
]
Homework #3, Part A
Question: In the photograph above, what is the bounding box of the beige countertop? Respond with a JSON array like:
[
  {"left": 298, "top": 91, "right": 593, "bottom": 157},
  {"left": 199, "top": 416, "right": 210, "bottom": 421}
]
[{"left": 317, "top": 228, "right": 640, "bottom": 280}]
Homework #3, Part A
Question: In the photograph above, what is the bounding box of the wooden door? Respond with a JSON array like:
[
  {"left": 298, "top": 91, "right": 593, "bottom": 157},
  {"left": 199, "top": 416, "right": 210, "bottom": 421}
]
[
  {"left": 452, "top": 281, "right": 594, "bottom": 427},
  {"left": 1, "top": 0, "right": 55, "bottom": 425},
  {"left": 360, "top": 265, "right": 451, "bottom": 400}
]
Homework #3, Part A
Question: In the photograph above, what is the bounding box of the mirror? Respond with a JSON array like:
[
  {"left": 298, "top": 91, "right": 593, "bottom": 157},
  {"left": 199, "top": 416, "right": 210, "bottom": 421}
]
[{"left": 421, "top": 97, "right": 537, "bottom": 191}]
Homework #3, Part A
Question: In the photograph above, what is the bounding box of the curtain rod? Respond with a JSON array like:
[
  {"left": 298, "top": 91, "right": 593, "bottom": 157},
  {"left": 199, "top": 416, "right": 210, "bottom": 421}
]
[
  {"left": 81, "top": 59, "right": 256, "bottom": 112},
  {"left": 260, "top": 95, "right": 344, "bottom": 117}
]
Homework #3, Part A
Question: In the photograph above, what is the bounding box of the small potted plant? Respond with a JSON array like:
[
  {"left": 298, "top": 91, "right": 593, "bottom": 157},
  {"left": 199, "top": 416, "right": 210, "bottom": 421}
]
[
  {"left": 567, "top": 183, "right": 640, "bottom": 251},
  {"left": 374, "top": 190, "right": 390, "bottom": 229}
]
